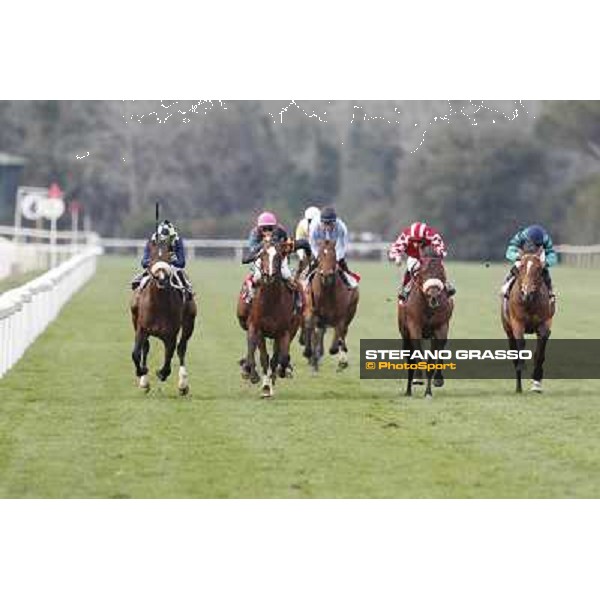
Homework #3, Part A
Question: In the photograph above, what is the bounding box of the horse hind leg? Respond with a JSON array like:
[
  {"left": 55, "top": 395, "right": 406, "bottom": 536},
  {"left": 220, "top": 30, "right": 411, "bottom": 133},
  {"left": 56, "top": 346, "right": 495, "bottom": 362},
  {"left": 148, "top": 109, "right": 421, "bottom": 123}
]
[{"left": 334, "top": 323, "right": 349, "bottom": 372}]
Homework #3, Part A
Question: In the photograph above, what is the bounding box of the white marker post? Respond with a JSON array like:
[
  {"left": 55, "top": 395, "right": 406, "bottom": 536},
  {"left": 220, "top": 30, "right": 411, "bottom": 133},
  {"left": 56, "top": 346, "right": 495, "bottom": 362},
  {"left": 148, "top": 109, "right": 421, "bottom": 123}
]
[{"left": 46, "top": 183, "right": 65, "bottom": 269}]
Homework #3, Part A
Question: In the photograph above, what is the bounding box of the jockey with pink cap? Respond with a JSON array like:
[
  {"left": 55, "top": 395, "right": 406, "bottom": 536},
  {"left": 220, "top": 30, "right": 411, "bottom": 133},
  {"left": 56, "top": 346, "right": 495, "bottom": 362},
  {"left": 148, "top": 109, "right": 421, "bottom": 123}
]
[{"left": 241, "top": 211, "right": 294, "bottom": 303}]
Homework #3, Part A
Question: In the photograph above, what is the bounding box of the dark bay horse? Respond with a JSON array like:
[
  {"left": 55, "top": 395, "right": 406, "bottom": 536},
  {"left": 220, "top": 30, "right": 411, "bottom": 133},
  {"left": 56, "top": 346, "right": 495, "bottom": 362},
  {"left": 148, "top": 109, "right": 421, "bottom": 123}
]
[
  {"left": 240, "top": 239, "right": 301, "bottom": 398},
  {"left": 303, "top": 240, "right": 359, "bottom": 372},
  {"left": 501, "top": 249, "right": 555, "bottom": 393},
  {"left": 130, "top": 240, "right": 197, "bottom": 394},
  {"left": 398, "top": 256, "right": 454, "bottom": 397}
]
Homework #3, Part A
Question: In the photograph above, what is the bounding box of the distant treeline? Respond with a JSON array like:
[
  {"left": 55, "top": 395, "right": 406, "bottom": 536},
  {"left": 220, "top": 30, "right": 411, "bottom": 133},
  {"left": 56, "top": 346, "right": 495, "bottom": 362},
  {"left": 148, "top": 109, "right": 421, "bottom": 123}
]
[{"left": 0, "top": 100, "right": 598, "bottom": 259}]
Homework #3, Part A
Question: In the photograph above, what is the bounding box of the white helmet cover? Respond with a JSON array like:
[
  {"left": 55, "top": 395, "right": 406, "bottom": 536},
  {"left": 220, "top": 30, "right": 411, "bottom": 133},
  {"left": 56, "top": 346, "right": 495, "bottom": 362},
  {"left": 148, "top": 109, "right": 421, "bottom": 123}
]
[{"left": 304, "top": 206, "right": 321, "bottom": 221}]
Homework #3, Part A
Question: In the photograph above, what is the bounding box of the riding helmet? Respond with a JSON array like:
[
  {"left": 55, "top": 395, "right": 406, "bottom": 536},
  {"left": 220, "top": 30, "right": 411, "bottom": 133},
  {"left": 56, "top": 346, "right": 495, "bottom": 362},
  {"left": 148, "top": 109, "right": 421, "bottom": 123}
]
[
  {"left": 304, "top": 206, "right": 321, "bottom": 222},
  {"left": 526, "top": 224, "right": 546, "bottom": 246},
  {"left": 257, "top": 211, "right": 277, "bottom": 228},
  {"left": 320, "top": 206, "right": 337, "bottom": 223}
]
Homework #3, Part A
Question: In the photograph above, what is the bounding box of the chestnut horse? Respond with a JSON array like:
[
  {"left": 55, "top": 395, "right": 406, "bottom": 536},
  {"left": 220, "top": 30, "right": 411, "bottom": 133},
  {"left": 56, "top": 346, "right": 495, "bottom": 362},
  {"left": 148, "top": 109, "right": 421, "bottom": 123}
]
[
  {"left": 501, "top": 249, "right": 554, "bottom": 393},
  {"left": 240, "top": 239, "right": 301, "bottom": 398},
  {"left": 130, "top": 239, "right": 197, "bottom": 394},
  {"left": 303, "top": 239, "right": 359, "bottom": 372},
  {"left": 398, "top": 255, "right": 454, "bottom": 397}
]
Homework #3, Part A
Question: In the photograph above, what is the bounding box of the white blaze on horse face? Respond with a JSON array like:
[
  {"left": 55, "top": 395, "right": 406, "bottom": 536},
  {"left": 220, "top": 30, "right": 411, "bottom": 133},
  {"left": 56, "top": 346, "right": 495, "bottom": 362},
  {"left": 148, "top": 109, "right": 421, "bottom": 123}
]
[{"left": 267, "top": 246, "right": 277, "bottom": 276}]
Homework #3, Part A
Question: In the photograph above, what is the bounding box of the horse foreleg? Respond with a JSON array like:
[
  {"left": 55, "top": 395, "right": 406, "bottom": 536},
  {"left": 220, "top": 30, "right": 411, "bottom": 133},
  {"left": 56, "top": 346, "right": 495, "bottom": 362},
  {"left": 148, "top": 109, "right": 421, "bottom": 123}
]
[
  {"left": 403, "top": 336, "right": 414, "bottom": 397},
  {"left": 432, "top": 333, "right": 448, "bottom": 388},
  {"left": 157, "top": 336, "right": 177, "bottom": 382},
  {"left": 303, "top": 314, "right": 314, "bottom": 359},
  {"left": 311, "top": 325, "right": 324, "bottom": 373},
  {"left": 258, "top": 337, "right": 273, "bottom": 398},
  {"left": 246, "top": 328, "right": 260, "bottom": 385},
  {"left": 276, "top": 333, "right": 292, "bottom": 379},
  {"left": 513, "top": 332, "right": 526, "bottom": 394},
  {"left": 532, "top": 326, "right": 551, "bottom": 392},
  {"left": 334, "top": 321, "right": 349, "bottom": 371},
  {"left": 132, "top": 329, "right": 150, "bottom": 391},
  {"left": 141, "top": 338, "right": 150, "bottom": 371}
]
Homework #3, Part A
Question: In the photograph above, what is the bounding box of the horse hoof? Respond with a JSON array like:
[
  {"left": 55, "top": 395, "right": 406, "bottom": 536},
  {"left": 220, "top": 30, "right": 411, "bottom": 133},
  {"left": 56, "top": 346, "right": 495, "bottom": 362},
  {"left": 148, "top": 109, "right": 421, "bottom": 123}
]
[
  {"left": 530, "top": 380, "right": 543, "bottom": 393},
  {"left": 336, "top": 362, "right": 348, "bottom": 373},
  {"left": 329, "top": 347, "right": 339, "bottom": 355},
  {"left": 240, "top": 370, "right": 250, "bottom": 380},
  {"left": 179, "top": 386, "right": 189, "bottom": 396},
  {"left": 261, "top": 386, "right": 273, "bottom": 398},
  {"left": 250, "top": 372, "right": 260, "bottom": 385},
  {"left": 433, "top": 379, "right": 444, "bottom": 388},
  {"left": 303, "top": 348, "right": 312, "bottom": 359},
  {"left": 156, "top": 369, "right": 170, "bottom": 382}
]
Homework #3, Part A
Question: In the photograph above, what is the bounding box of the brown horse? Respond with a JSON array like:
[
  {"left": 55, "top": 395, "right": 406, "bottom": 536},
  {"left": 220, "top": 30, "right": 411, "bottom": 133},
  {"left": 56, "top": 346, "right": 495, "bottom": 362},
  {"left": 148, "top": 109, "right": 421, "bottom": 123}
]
[
  {"left": 501, "top": 249, "right": 554, "bottom": 393},
  {"left": 130, "top": 239, "right": 197, "bottom": 394},
  {"left": 303, "top": 240, "right": 359, "bottom": 372},
  {"left": 398, "top": 256, "right": 454, "bottom": 397},
  {"left": 240, "top": 239, "right": 301, "bottom": 398}
]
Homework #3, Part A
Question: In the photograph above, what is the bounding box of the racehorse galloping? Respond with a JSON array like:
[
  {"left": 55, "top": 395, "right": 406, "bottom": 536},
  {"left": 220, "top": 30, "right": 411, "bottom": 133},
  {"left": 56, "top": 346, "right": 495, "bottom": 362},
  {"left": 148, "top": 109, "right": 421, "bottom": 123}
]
[
  {"left": 304, "top": 239, "right": 359, "bottom": 372},
  {"left": 398, "top": 255, "right": 454, "bottom": 397},
  {"left": 501, "top": 249, "right": 554, "bottom": 393},
  {"left": 242, "top": 239, "right": 301, "bottom": 398},
  {"left": 130, "top": 239, "right": 197, "bottom": 394}
]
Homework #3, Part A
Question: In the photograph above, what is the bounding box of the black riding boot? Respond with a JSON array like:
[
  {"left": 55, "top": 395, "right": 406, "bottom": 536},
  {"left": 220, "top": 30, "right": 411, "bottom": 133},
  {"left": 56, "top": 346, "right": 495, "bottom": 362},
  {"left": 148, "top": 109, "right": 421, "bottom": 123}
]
[{"left": 543, "top": 267, "right": 555, "bottom": 300}]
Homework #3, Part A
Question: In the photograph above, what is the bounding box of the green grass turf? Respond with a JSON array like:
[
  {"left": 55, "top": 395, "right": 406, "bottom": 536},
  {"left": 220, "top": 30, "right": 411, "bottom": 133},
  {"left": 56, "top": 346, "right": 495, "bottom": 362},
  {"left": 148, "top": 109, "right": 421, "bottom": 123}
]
[{"left": 0, "top": 257, "right": 599, "bottom": 498}]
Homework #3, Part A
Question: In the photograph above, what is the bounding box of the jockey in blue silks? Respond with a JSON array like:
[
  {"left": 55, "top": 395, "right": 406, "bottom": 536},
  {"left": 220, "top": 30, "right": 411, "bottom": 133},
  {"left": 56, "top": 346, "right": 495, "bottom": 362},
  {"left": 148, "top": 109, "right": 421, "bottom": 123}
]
[
  {"left": 132, "top": 219, "right": 193, "bottom": 295},
  {"left": 308, "top": 206, "right": 359, "bottom": 288},
  {"left": 501, "top": 224, "right": 557, "bottom": 301}
]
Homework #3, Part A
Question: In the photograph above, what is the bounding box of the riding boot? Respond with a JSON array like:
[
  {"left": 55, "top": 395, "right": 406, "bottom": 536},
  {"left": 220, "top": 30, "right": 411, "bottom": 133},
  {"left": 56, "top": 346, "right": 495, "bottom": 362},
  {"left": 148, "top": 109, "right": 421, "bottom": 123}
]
[
  {"left": 398, "top": 283, "right": 411, "bottom": 305},
  {"left": 242, "top": 277, "right": 255, "bottom": 304},
  {"left": 543, "top": 267, "right": 556, "bottom": 303},
  {"left": 501, "top": 268, "right": 517, "bottom": 298},
  {"left": 180, "top": 270, "right": 194, "bottom": 298},
  {"left": 131, "top": 271, "right": 147, "bottom": 291},
  {"left": 338, "top": 259, "right": 358, "bottom": 289},
  {"left": 284, "top": 278, "right": 303, "bottom": 313}
]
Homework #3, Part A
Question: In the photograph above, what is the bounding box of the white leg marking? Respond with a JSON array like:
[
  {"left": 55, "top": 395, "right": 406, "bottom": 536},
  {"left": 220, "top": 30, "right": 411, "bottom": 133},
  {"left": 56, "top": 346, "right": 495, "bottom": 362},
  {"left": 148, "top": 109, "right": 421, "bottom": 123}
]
[
  {"left": 139, "top": 374, "right": 149, "bottom": 388},
  {"left": 531, "top": 380, "right": 543, "bottom": 393},
  {"left": 178, "top": 365, "right": 189, "bottom": 390}
]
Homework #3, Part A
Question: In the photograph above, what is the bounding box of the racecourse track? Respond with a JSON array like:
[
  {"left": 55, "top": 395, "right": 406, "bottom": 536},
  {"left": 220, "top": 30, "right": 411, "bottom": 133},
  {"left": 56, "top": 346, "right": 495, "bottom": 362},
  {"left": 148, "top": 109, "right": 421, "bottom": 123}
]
[{"left": 0, "top": 257, "right": 599, "bottom": 498}]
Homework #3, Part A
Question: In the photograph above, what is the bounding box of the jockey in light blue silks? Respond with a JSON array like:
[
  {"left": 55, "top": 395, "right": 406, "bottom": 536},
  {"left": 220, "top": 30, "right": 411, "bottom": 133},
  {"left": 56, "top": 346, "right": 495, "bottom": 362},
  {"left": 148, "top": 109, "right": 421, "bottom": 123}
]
[
  {"left": 308, "top": 206, "right": 359, "bottom": 288},
  {"left": 501, "top": 224, "right": 557, "bottom": 301},
  {"left": 131, "top": 219, "right": 193, "bottom": 295}
]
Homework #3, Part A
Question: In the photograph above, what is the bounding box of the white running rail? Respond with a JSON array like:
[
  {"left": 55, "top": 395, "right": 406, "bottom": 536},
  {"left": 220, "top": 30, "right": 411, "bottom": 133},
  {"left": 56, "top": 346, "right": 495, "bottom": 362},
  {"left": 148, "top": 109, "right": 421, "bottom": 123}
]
[{"left": 0, "top": 246, "right": 103, "bottom": 379}]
